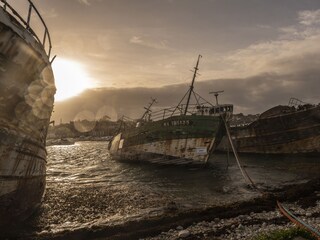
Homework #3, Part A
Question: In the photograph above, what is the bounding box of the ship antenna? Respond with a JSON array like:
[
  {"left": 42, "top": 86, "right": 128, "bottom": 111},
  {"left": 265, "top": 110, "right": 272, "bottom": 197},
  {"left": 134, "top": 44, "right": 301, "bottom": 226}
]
[
  {"left": 209, "top": 90, "right": 224, "bottom": 106},
  {"left": 184, "top": 54, "right": 202, "bottom": 115}
]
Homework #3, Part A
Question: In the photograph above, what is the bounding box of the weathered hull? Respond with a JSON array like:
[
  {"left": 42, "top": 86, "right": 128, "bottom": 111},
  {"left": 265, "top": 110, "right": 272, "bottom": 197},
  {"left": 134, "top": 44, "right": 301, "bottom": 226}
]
[
  {"left": 110, "top": 115, "right": 223, "bottom": 165},
  {"left": 0, "top": 5, "right": 55, "bottom": 223},
  {"left": 217, "top": 105, "right": 320, "bottom": 154},
  {"left": 0, "top": 130, "right": 47, "bottom": 223}
]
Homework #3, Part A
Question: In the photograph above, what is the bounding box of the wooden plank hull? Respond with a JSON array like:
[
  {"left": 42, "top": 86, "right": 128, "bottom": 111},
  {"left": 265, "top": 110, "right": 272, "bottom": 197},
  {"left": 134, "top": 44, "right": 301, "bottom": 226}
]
[
  {"left": 0, "top": 176, "right": 46, "bottom": 223},
  {"left": 0, "top": 4, "right": 55, "bottom": 223},
  {"left": 217, "top": 105, "right": 320, "bottom": 154}
]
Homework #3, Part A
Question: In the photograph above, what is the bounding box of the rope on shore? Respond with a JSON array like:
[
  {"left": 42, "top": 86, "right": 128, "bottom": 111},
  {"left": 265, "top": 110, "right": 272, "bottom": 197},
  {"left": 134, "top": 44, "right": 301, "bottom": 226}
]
[
  {"left": 277, "top": 201, "right": 320, "bottom": 239},
  {"left": 221, "top": 115, "right": 320, "bottom": 239}
]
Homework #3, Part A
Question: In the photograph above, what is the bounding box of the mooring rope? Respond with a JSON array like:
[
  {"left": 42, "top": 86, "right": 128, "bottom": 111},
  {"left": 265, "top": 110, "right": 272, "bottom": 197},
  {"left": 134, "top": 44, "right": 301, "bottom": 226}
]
[
  {"left": 221, "top": 116, "right": 259, "bottom": 190},
  {"left": 277, "top": 201, "right": 320, "bottom": 239},
  {"left": 221, "top": 115, "right": 320, "bottom": 239}
]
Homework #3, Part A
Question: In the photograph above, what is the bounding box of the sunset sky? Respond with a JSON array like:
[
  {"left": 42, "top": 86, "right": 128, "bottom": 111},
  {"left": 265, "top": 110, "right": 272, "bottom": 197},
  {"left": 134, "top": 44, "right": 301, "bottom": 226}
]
[{"left": 11, "top": 0, "right": 320, "bottom": 122}]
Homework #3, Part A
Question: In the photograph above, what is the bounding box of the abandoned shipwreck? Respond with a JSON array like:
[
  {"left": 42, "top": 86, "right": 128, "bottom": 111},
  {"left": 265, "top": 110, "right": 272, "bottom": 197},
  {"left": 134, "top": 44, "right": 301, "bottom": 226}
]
[
  {"left": 0, "top": 0, "right": 55, "bottom": 223},
  {"left": 217, "top": 98, "right": 320, "bottom": 154},
  {"left": 109, "top": 55, "right": 233, "bottom": 165}
]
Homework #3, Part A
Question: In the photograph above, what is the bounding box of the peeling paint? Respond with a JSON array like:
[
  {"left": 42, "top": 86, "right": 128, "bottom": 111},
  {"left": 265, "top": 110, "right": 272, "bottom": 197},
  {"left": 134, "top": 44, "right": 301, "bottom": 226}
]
[
  {"left": 109, "top": 115, "right": 223, "bottom": 165},
  {"left": 217, "top": 104, "right": 320, "bottom": 154}
]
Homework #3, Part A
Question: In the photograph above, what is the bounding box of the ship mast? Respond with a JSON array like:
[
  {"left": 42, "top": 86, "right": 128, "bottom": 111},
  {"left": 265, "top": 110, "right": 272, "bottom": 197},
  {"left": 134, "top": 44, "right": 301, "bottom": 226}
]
[
  {"left": 140, "top": 98, "right": 157, "bottom": 121},
  {"left": 184, "top": 54, "right": 202, "bottom": 115}
]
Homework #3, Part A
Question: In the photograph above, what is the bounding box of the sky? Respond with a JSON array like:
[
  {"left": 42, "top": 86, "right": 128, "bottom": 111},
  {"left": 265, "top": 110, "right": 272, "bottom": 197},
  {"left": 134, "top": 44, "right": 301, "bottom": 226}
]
[{"left": 9, "top": 0, "right": 320, "bottom": 122}]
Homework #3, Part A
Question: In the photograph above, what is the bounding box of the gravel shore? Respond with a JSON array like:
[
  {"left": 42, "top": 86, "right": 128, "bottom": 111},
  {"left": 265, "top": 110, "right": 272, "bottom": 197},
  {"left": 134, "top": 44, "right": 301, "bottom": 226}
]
[
  {"left": 142, "top": 183, "right": 320, "bottom": 240},
  {"left": 19, "top": 179, "right": 319, "bottom": 240},
  {"left": 144, "top": 197, "right": 320, "bottom": 240}
]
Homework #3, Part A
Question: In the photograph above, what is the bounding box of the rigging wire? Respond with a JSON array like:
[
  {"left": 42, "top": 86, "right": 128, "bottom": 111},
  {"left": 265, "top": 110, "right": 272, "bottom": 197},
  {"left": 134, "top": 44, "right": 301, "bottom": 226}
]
[{"left": 221, "top": 116, "right": 258, "bottom": 189}]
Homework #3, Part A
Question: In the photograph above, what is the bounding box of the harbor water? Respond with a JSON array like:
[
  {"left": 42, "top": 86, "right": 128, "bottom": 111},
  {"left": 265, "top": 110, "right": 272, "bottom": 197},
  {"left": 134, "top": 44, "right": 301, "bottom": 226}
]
[{"left": 10, "top": 141, "right": 320, "bottom": 238}]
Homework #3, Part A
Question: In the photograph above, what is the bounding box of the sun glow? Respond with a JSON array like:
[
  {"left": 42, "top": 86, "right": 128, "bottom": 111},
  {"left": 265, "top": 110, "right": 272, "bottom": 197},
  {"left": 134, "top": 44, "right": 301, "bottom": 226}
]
[{"left": 52, "top": 58, "right": 93, "bottom": 101}]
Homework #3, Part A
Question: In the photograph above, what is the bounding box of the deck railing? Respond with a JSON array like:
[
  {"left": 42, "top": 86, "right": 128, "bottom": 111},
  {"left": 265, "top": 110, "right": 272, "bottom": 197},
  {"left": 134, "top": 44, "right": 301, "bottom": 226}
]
[
  {"left": 0, "top": 0, "right": 52, "bottom": 58},
  {"left": 149, "top": 104, "right": 234, "bottom": 121}
]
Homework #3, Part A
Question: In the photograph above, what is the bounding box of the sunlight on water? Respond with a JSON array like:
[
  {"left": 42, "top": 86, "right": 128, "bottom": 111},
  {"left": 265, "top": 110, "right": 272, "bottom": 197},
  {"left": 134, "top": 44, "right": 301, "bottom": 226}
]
[{"left": 35, "top": 141, "right": 318, "bottom": 235}]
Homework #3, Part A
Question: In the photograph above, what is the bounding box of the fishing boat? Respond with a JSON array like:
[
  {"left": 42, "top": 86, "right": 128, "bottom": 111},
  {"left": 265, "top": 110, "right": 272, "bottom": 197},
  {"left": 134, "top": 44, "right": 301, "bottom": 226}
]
[
  {"left": 217, "top": 98, "right": 320, "bottom": 154},
  {"left": 0, "top": 0, "right": 55, "bottom": 223},
  {"left": 109, "top": 55, "right": 233, "bottom": 165}
]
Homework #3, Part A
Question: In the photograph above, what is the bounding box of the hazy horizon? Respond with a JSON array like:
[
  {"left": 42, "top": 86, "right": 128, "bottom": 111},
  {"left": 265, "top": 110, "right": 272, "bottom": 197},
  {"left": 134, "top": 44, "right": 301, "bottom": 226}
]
[{"left": 51, "top": 69, "right": 320, "bottom": 123}]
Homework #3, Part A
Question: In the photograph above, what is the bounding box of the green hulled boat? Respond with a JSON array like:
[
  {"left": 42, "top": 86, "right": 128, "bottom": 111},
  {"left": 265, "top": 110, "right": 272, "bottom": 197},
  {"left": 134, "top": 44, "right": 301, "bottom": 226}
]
[{"left": 109, "top": 55, "right": 233, "bottom": 165}]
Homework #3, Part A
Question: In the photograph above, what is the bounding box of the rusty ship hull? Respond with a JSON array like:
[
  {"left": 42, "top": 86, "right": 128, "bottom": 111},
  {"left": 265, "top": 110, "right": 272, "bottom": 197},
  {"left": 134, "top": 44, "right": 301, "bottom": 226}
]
[
  {"left": 217, "top": 104, "right": 320, "bottom": 154},
  {"left": 110, "top": 115, "right": 225, "bottom": 165},
  {"left": 0, "top": 1, "right": 55, "bottom": 223}
]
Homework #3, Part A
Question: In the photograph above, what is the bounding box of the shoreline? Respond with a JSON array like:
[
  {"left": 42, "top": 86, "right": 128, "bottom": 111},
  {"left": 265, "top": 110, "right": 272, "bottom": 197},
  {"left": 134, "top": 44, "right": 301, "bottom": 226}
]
[{"left": 16, "top": 177, "right": 319, "bottom": 240}]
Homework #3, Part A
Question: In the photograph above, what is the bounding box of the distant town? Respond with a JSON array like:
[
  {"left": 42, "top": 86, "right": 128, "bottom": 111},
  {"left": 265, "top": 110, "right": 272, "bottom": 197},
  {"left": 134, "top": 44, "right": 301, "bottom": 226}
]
[
  {"left": 47, "top": 113, "right": 260, "bottom": 140},
  {"left": 48, "top": 115, "right": 120, "bottom": 140}
]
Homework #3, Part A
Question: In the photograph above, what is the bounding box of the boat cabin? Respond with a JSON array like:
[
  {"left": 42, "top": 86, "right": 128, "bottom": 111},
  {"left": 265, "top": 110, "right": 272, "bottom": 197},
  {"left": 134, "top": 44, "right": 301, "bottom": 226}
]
[{"left": 196, "top": 104, "right": 233, "bottom": 116}]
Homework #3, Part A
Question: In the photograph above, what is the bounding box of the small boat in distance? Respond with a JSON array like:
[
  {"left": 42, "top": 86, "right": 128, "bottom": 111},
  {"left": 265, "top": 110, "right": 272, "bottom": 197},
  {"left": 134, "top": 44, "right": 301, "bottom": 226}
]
[
  {"left": 217, "top": 98, "right": 320, "bottom": 155},
  {"left": 109, "top": 55, "right": 233, "bottom": 165},
  {"left": 0, "top": 0, "right": 55, "bottom": 223},
  {"left": 46, "top": 138, "right": 75, "bottom": 146}
]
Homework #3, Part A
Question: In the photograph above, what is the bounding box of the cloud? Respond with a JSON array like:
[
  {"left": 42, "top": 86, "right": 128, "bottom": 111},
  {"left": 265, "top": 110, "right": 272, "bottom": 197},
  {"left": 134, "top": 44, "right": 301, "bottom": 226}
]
[
  {"left": 52, "top": 7, "right": 320, "bottom": 122},
  {"left": 78, "top": 0, "right": 91, "bottom": 6},
  {"left": 41, "top": 8, "right": 58, "bottom": 18},
  {"left": 130, "top": 36, "right": 143, "bottom": 44},
  {"left": 52, "top": 64, "right": 320, "bottom": 123},
  {"left": 256, "top": 24, "right": 272, "bottom": 29},
  {"left": 226, "top": 35, "right": 320, "bottom": 78},
  {"left": 278, "top": 26, "right": 299, "bottom": 38},
  {"left": 299, "top": 9, "right": 320, "bottom": 26},
  {"left": 215, "top": 8, "right": 320, "bottom": 81},
  {"left": 129, "top": 35, "right": 169, "bottom": 50}
]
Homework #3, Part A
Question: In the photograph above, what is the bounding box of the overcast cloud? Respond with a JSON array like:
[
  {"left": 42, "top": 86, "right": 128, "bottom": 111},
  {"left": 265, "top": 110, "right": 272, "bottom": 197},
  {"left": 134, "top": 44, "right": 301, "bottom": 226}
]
[{"left": 9, "top": 0, "right": 320, "bottom": 122}]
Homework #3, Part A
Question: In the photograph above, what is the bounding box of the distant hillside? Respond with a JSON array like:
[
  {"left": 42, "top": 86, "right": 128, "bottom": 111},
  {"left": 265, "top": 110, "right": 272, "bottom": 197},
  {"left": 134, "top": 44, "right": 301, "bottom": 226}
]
[{"left": 51, "top": 69, "right": 320, "bottom": 123}]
